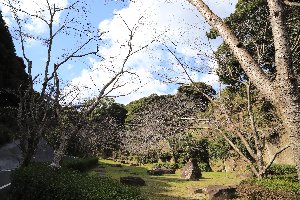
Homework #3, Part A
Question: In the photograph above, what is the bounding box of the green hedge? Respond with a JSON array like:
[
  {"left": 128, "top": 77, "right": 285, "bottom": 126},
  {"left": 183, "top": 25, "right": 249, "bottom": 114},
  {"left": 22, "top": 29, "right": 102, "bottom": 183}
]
[
  {"left": 266, "top": 164, "right": 297, "bottom": 176},
  {"left": 9, "top": 163, "right": 144, "bottom": 200},
  {"left": 237, "top": 174, "right": 300, "bottom": 200},
  {"left": 62, "top": 157, "right": 99, "bottom": 172}
]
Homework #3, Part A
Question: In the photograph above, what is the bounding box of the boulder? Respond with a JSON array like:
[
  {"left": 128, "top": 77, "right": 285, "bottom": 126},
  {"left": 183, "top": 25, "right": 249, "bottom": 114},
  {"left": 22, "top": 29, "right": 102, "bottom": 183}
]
[
  {"left": 162, "top": 168, "right": 176, "bottom": 174},
  {"left": 191, "top": 187, "right": 204, "bottom": 194},
  {"left": 120, "top": 176, "right": 146, "bottom": 186},
  {"left": 202, "top": 185, "right": 237, "bottom": 200},
  {"left": 180, "top": 159, "right": 201, "bottom": 180},
  {"left": 147, "top": 167, "right": 176, "bottom": 176},
  {"left": 147, "top": 169, "right": 163, "bottom": 176},
  {"left": 111, "top": 164, "right": 122, "bottom": 167}
]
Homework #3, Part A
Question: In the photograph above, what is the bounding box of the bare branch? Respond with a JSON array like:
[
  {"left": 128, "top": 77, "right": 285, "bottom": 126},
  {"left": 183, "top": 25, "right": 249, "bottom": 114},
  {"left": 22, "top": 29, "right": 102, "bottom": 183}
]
[
  {"left": 264, "top": 145, "right": 291, "bottom": 172},
  {"left": 284, "top": 0, "right": 300, "bottom": 7}
]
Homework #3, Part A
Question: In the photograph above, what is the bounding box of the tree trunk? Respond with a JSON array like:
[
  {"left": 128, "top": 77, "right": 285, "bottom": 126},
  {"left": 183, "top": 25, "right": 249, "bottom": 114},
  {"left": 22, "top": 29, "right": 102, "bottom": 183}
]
[
  {"left": 276, "top": 97, "right": 300, "bottom": 180},
  {"left": 21, "top": 145, "right": 36, "bottom": 167},
  {"left": 50, "top": 131, "right": 69, "bottom": 168},
  {"left": 20, "top": 133, "right": 40, "bottom": 167},
  {"left": 267, "top": 0, "right": 300, "bottom": 180}
]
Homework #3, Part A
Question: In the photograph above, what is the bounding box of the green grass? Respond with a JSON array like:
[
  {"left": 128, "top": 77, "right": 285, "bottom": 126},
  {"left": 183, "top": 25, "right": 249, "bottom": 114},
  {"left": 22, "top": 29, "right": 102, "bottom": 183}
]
[{"left": 90, "top": 159, "right": 244, "bottom": 200}]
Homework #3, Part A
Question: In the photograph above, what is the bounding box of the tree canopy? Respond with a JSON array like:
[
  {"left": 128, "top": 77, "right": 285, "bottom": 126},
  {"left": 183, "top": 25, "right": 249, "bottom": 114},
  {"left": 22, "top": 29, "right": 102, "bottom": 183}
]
[{"left": 210, "top": 0, "right": 300, "bottom": 88}]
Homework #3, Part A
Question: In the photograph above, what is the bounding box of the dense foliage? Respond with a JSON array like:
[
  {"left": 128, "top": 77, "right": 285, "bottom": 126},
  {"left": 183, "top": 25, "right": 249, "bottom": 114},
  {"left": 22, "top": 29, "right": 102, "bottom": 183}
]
[
  {"left": 238, "top": 163, "right": 299, "bottom": 199},
  {"left": 210, "top": 0, "right": 300, "bottom": 88},
  {"left": 267, "top": 164, "right": 297, "bottom": 176},
  {"left": 62, "top": 157, "right": 99, "bottom": 172},
  {"left": 0, "top": 11, "right": 28, "bottom": 146},
  {"left": 238, "top": 174, "right": 300, "bottom": 199},
  {"left": 9, "top": 163, "right": 144, "bottom": 200}
]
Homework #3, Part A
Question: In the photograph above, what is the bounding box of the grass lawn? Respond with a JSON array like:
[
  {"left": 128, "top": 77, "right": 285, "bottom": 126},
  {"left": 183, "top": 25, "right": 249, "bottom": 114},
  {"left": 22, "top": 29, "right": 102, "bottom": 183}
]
[{"left": 90, "top": 159, "right": 244, "bottom": 200}]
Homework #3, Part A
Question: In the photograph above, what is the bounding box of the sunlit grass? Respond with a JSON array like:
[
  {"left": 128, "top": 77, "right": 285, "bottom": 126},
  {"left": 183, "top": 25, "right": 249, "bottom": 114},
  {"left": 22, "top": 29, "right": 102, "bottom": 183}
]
[{"left": 92, "top": 159, "right": 244, "bottom": 200}]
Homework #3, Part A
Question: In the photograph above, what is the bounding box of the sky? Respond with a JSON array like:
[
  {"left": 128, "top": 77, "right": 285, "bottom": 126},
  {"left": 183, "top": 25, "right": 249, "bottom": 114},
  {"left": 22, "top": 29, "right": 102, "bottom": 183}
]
[{"left": 0, "top": 0, "right": 238, "bottom": 105}]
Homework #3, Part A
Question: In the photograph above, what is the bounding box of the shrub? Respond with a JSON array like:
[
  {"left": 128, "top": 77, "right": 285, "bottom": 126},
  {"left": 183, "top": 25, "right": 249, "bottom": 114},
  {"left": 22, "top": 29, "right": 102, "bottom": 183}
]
[
  {"left": 198, "top": 162, "right": 212, "bottom": 172},
  {"left": 266, "top": 164, "right": 297, "bottom": 176},
  {"left": 153, "top": 162, "right": 178, "bottom": 169},
  {"left": 9, "top": 163, "right": 144, "bottom": 200},
  {"left": 158, "top": 152, "right": 172, "bottom": 162},
  {"left": 237, "top": 175, "right": 300, "bottom": 200},
  {"left": 62, "top": 157, "right": 99, "bottom": 172}
]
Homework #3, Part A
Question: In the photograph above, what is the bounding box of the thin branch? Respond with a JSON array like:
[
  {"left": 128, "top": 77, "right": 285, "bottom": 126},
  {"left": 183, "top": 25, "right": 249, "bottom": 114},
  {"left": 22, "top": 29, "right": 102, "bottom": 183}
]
[
  {"left": 284, "top": 0, "right": 300, "bottom": 7},
  {"left": 264, "top": 145, "right": 291, "bottom": 172},
  {"left": 246, "top": 82, "right": 263, "bottom": 166}
]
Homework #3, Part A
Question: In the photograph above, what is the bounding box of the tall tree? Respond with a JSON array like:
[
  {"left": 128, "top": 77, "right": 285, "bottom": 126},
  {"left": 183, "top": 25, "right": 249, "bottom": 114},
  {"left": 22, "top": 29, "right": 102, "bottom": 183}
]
[
  {"left": 187, "top": 0, "right": 300, "bottom": 181},
  {"left": 211, "top": 0, "right": 300, "bottom": 88},
  {"left": 0, "top": 10, "right": 28, "bottom": 145}
]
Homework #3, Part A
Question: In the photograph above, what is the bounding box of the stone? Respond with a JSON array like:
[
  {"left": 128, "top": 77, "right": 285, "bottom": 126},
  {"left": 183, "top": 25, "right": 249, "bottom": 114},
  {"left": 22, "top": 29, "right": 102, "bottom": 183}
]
[
  {"left": 111, "top": 164, "right": 122, "bottom": 167},
  {"left": 202, "top": 185, "right": 237, "bottom": 200},
  {"left": 162, "top": 168, "right": 176, "bottom": 174},
  {"left": 147, "top": 169, "right": 164, "bottom": 176},
  {"left": 120, "top": 176, "right": 146, "bottom": 186},
  {"left": 147, "top": 167, "right": 176, "bottom": 176},
  {"left": 180, "top": 159, "right": 202, "bottom": 180},
  {"left": 191, "top": 187, "right": 203, "bottom": 194}
]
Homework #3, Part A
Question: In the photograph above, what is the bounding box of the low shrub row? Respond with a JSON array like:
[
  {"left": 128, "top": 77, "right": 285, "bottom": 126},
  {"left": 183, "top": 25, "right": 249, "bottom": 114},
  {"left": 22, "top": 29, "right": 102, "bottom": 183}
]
[
  {"left": 62, "top": 157, "right": 99, "bottom": 172},
  {"left": 266, "top": 164, "right": 297, "bottom": 176},
  {"left": 237, "top": 174, "right": 300, "bottom": 200},
  {"left": 9, "top": 163, "right": 144, "bottom": 200}
]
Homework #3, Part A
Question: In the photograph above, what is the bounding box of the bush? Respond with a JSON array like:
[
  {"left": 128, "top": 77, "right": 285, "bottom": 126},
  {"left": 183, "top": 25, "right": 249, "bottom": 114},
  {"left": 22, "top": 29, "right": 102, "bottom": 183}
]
[
  {"left": 153, "top": 162, "right": 178, "bottom": 169},
  {"left": 9, "top": 163, "right": 144, "bottom": 200},
  {"left": 198, "top": 162, "right": 212, "bottom": 172},
  {"left": 266, "top": 164, "right": 297, "bottom": 176},
  {"left": 62, "top": 157, "right": 99, "bottom": 172},
  {"left": 237, "top": 175, "right": 300, "bottom": 200}
]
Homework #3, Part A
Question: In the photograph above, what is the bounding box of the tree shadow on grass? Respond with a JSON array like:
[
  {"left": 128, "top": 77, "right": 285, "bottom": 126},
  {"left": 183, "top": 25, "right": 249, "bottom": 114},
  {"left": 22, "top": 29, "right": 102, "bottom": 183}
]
[{"left": 96, "top": 161, "right": 207, "bottom": 200}]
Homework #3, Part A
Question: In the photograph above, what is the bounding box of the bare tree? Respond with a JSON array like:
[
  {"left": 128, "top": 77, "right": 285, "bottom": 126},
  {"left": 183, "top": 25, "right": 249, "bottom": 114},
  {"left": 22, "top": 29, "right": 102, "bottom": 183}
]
[
  {"left": 187, "top": 0, "right": 300, "bottom": 181},
  {"left": 50, "top": 14, "right": 163, "bottom": 168},
  {"left": 207, "top": 83, "right": 290, "bottom": 178},
  {"left": 123, "top": 82, "right": 214, "bottom": 164},
  {"left": 163, "top": 35, "right": 291, "bottom": 178},
  {"left": 1, "top": 0, "right": 105, "bottom": 166}
]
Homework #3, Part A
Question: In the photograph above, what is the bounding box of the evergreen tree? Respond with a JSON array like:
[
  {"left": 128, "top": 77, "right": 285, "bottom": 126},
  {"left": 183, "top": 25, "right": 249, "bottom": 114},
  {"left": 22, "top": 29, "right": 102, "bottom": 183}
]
[{"left": 0, "top": 11, "right": 28, "bottom": 145}]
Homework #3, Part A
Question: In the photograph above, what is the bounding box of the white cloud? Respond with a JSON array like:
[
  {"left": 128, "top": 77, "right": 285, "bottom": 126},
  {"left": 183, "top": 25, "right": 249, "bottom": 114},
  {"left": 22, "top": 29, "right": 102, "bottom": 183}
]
[
  {"left": 65, "top": 0, "right": 237, "bottom": 105},
  {"left": 0, "top": 0, "right": 68, "bottom": 33}
]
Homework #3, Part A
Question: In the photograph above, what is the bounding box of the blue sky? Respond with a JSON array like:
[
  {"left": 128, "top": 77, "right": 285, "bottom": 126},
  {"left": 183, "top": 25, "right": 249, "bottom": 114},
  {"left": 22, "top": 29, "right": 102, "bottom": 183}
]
[{"left": 0, "top": 0, "right": 237, "bottom": 105}]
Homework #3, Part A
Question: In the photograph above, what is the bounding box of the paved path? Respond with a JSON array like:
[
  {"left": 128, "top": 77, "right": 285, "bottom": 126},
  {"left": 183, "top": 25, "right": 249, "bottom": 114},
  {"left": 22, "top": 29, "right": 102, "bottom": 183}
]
[{"left": 0, "top": 139, "right": 54, "bottom": 199}]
